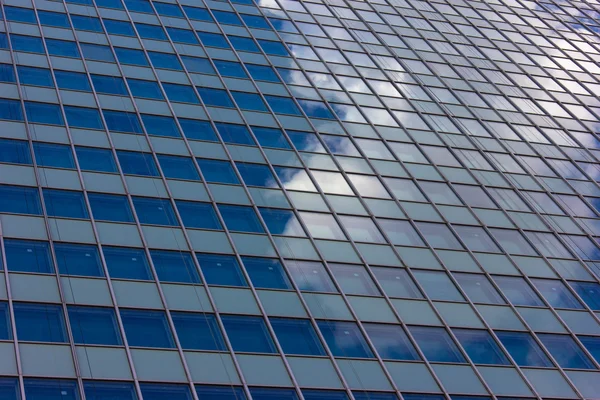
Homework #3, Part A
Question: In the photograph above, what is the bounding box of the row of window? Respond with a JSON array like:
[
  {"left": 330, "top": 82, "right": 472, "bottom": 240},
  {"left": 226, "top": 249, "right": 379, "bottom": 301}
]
[{"left": 2, "top": 301, "right": 600, "bottom": 368}]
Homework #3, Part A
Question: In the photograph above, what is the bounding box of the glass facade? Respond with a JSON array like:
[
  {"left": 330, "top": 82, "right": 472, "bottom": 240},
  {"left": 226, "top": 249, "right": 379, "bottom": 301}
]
[{"left": 0, "top": 0, "right": 599, "bottom": 398}]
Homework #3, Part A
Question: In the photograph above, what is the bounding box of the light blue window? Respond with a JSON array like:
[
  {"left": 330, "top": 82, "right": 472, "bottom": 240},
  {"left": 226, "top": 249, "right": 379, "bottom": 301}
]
[
  {"left": 166, "top": 28, "right": 198, "bottom": 45},
  {"left": 215, "top": 60, "right": 247, "bottom": 78},
  {"left": 103, "top": 246, "right": 152, "bottom": 280},
  {"left": 103, "top": 110, "right": 143, "bottom": 133},
  {"left": 25, "top": 102, "right": 64, "bottom": 125},
  {"left": 163, "top": 83, "right": 199, "bottom": 104},
  {"left": 179, "top": 118, "right": 218, "bottom": 141},
  {"left": 76, "top": 147, "right": 117, "bottom": 173},
  {"left": 318, "top": 321, "right": 373, "bottom": 358},
  {"left": 84, "top": 382, "right": 137, "bottom": 400},
  {"left": 121, "top": 309, "right": 175, "bottom": 348},
  {"left": 270, "top": 318, "right": 324, "bottom": 355},
  {"left": 104, "top": 19, "right": 136, "bottom": 36},
  {"left": 277, "top": 68, "right": 308, "bottom": 85},
  {"left": 117, "top": 150, "right": 159, "bottom": 176},
  {"left": 91, "top": 74, "right": 128, "bottom": 96},
  {"left": 0, "top": 303, "right": 12, "bottom": 340},
  {"left": 330, "top": 264, "right": 380, "bottom": 296},
  {"left": 538, "top": 334, "right": 595, "bottom": 369},
  {"left": 493, "top": 276, "right": 544, "bottom": 307},
  {"left": 322, "top": 136, "right": 360, "bottom": 156},
  {"left": 241, "top": 14, "right": 271, "bottom": 29},
  {"left": 219, "top": 205, "right": 265, "bottom": 233},
  {"left": 64, "top": 106, "right": 104, "bottom": 130},
  {"left": 0, "top": 185, "right": 41, "bottom": 215},
  {"left": 54, "top": 70, "right": 91, "bottom": 91},
  {"left": 269, "top": 18, "right": 299, "bottom": 33},
  {"left": 158, "top": 155, "right": 199, "bottom": 180},
  {"left": 259, "top": 208, "right": 305, "bottom": 236},
  {"left": 453, "top": 329, "right": 510, "bottom": 365},
  {"left": 14, "top": 303, "right": 67, "bottom": 342},
  {"left": 0, "top": 64, "right": 16, "bottom": 83},
  {"left": 258, "top": 39, "right": 288, "bottom": 55},
  {"left": 197, "top": 253, "right": 247, "bottom": 287},
  {"left": 198, "top": 32, "right": 230, "bottom": 49},
  {"left": 124, "top": 0, "right": 153, "bottom": 12},
  {"left": 148, "top": 51, "right": 183, "bottom": 70},
  {"left": 172, "top": 312, "right": 225, "bottom": 351},
  {"left": 364, "top": 323, "right": 420, "bottom": 361},
  {"left": 11, "top": 35, "right": 44, "bottom": 54},
  {"left": 128, "top": 79, "right": 163, "bottom": 99},
  {"left": 55, "top": 243, "right": 103, "bottom": 277},
  {"left": 24, "top": 380, "right": 79, "bottom": 400},
  {"left": 237, "top": 163, "right": 276, "bottom": 188},
  {"left": 298, "top": 100, "right": 335, "bottom": 119},
  {"left": 246, "top": 64, "right": 280, "bottom": 82},
  {"left": 412, "top": 270, "right": 465, "bottom": 301},
  {"left": 38, "top": 10, "right": 71, "bottom": 27},
  {"left": 0, "top": 99, "right": 24, "bottom": 121},
  {"left": 454, "top": 226, "right": 500, "bottom": 252},
  {"left": 150, "top": 250, "right": 201, "bottom": 284},
  {"left": 142, "top": 114, "right": 181, "bottom": 137},
  {"left": 197, "top": 159, "right": 239, "bottom": 184},
  {"left": 409, "top": 326, "right": 466, "bottom": 363},
  {"left": 570, "top": 282, "right": 600, "bottom": 310},
  {"left": 133, "top": 197, "right": 178, "bottom": 226},
  {"left": 372, "top": 267, "right": 423, "bottom": 299},
  {"left": 136, "top": 23, "right": 168, "bottom": 40},
  {"left": 415, "top": 222, "right": 462, "bottom": 249},
  {"left": 221, "top": 315, "right": 277, "bottom": 353},
  {"left": 265, "top": 95, "right": 302, "bottom": 115},
  {"left": 286, "top": 261, "right": 336, "bottom": 292},
  {"left": 250, "top": 388, "right": 298, "bottom": 400},
  {"left": 176, "top": 201, "right": 221, "bottom": 230},
  {"left": 232, "top": 92, "right": 268, "bottom": 112},
  {"left": 115, "top": 47, "right": 149, "bottom": 66},
  {"left": 215, "top": 123, "right": 255, "bottom": 146},
  {"left": 303, "top": 390, "right": 348, "bottom": 400},
  {"left": 242, "top": 257, "right": 292, "bottom": 290},
  {"left": 213, "top": 10, "right": 243, "bottom": 25},
  {"left": 181, "top": 56, "right": 215, "bottom": 75},
  {"left": 43, "top": 189, "right": 89, "bottom": 219},
  {"left": 454, "top": 273, "right": 506, "bottom": 304},
  {"left": 17, "top": 66, "right": 53, "bottom": 87},
  {"left": 0, "top": 378, "right": 18, "bottom": 400},
  {"left": 496, "top": 331, "right": 553, "bottom": 367},
  {"left": 0, "top": 138, "right": 31, "bottom": 165},
  {"left": 183, "top": 6, "right": 213, "bottom": 21},
  {"left": 88, "top": 193, "right": 134, "bottom": 223},
  {"left": 46, "top": 38, "right": 80, "bottom": 57},
  {"left": 252, "top": 127, "right": 290, "bottom": 149},
  {"left": 229, "top": 36, "right": 259, "bottom": 52},
  {"left": 195, "top": 386, "right": 246, "bottom": 400},
  {"left": 579, "top": 336, "right": 600, "bottom": 363},
  {"left": 197, "top": 88, "right": 234, "bottom": 108},
  {"left": 531, "top": 279, "right": 583, "bottom": 309},
  {"left": 141, "top": 384, "right": 193, "bottom": 400},
  {"left": 68, "top": 306, "right": 122, "bottom": 345},
  {"left": 5, "top": 239, "right": 53, "bottom": 274},
  {"left": 81, "top": 43, "right": 114, "bottom": 61}
]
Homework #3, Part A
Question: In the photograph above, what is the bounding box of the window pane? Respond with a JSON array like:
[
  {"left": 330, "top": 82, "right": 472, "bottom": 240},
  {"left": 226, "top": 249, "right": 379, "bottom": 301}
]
[
  {"left": 195, "top": 386, "right": 246, "bottom": 400},
  {"left": 197, "top": 159, "right": 239, "bottom": 184},
  {"left": 409, "top": 326, "right": 466, "bottom": 363},
  {"left": 412, "top": 270, "right": 464, "bottom": 301},
  {"left": 317, "top": 321, "right": 373, "bottom": 358},
  {"left": 176, "top": 201, "right": 221, "bottom": 230},
  {"left": 150, "top": 250, "right": 200, "bottom": 284},
  {"left": 14, "top": 303, "right": 67, "bottom": 342},
  {"left": 579, "top": 336, "right": 600, "bottom": 363},
  {"left": 303, "top": 390, "right": 348, "bottom": 400},
  {"left": 570, "top": 282, "right": 600, "bottom": 310},
  {"left": 453, "top": 329, "right": 510, "bottom": 365},
  {"left": 494, "top": 276, "right": 544, "bottom": 307},
  {"left": 55, "top": 243, "right": 103, "bottom": 277},
  {"left": 132, "top": 197, "right": 178, "bottom": 226},
  {"left": 221, "top": 315, "right": 276, "bottom": 353},
  {"left": 24, "top": 380, "right": 79, "bottom": 400},
  {"left": 250, "top": 388, "right": 298, "bottom": 400},
  {"left": 172, "top": 312, "right": 226, "bottom": 351},
  {"left": 219, "top": 205, "right": 264, "bottom": 233},
  {"left": 33, "top": 142, "right": 74, "bottom": 169},
  {"left": 0, "top": 184, "right": 40, "bottom": 214},
  {"left": 241, "top": 257, "right": 292, "bottom": 290},
  {"left": 286, "top": 260, "right": 336, "bottom": 292},
  {"left": 0, "top": 138, "right": 31, "bottom": 164},
  {"left": 364, "top": 323, "right": 420, "bottom": 361},
  {"left": 157, "top": 155, "right": 199, "bottom": 180},
  {"left": 103, "top": 246, "right": 152, "bottom": 280},
  {"left": 43, "top": 189, "right": 89, "bottom": 219},
  {"left": 538, "top": 334, "right": 595, "bottom": 369},
  {"left": 0, "top": 378, "right": 19, "bottom": 400},
  {"left": 5, "top": 239, "right": 53, "bottom": 273},
  {"left": 197, "top": 253, "right": 247, "bottom": 287},
  {"left": 76, "top": 147, "right": 118, "bottom": 173},
  {"left": 68, "top": 306, "right": 122, "bottom": 345},
  {"left": 88, "top": 193, "right": 134, "bottom": 223},
  {"left": 495, "top": 331, "right": 553, "bottom": 367},
  {"left": 454, "top": 273, "right": 505, "bottom": 304},
  {"left": 531, "top": 279, "right": 584, "bottom": 309},
  {"left": 259, "top": 208, "right": 304, "bottom": 236},
  {"left": 117, "top": 151, "right": 159, "bottom": 176},
  {"left": 329, "top": 264, "right": 380, "bottom": 296},
  {"left": 84, "top": 382, "right": 137, "bottom": 400},
  {"left": 120, "top": 309, "right": 175, "bottom": 348},
  {"left": 0, "top": 303, "right": 12, "bottom": 340},
  {"left": 140, "top": 384, "right": 193, "bottom": 400},
  {"left": 270, "top": 318, "right": 325, "bottom": 355},
  {"left": 372, "top": 267, "right": 423, "bottom": 299}
]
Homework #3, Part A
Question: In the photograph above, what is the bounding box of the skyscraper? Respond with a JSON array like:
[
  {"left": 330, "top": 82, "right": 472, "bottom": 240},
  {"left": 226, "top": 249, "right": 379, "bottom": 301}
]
[{"left": 0, "top": 0, "right": 600, "bottom": 398}]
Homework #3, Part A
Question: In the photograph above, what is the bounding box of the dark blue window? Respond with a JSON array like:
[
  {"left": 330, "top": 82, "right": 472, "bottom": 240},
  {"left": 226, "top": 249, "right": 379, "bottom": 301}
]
[
  {"left": 141, "top": 384, "right": 193, "bottom": 400},
  {"left": 103, "top": 110, "right": 143, "bottom": 133},
  {"left": 148, "top": 51, "right": 183, "bottom": 70},
  {"left": 197, "top": 159, "right": 239, "bottom": 184},
  {"left": 318, "top": 321, "right": 373, "bottom": 358},
  {"left": 197, "top": 253, "right": 247, "bottom": 287},
  {"left": 364, "top": 323, "right": 420, "bottom": 361},
  {"left": 232, "top": 92, "right": 268, "bottom": 112},
  {"left": 136, "top": 23, "right": 168, "bottom": 40},
  {"left": 0, "top": 185, "right": 41, "bottom": 215},
  {"left": 121, "top": 309, "right": 175, "bottom": 348},
  {"left": 229, "top": 36, "right": 259, "bottom": 52},
  {"left": 24, "top": 380, "right": 79, "bottom": 400},
  {"left": 68, "top": 306, "right": 122, "bottom": 345},
  {"left": 246, "top": 64, "right": 279, "bottom": 82},
  {"left": 154, "top": 2, "right": 183, "bottom": 17},
  {"left": 409, "top": 326, "right": 466, "bottom": 363},
  {"left": 91, "top": 74, "right": 128, "bottom": 96},
  {"left": 532, "top": 279, "right": 583, "bottom": 309},
  {"left": 43, "top": 189, "right": 89, "bottom": 219},
  {"left": 176, "top": 201, "right": 221, "bottom": 230},
  {"left": 221, "top": 315, "right": 276, "bottom": 353},
  {"left": 0, "top": 99, "right": 23, "bottom": 121},
  {"left": 237, "top": 163, "right": 275, "bottom": 187},
  {"left": 46, "top": 38, "right": 80, "bottom": 58},
  {"left": 166, "top": 28, "right": 198, "bottom": 44},
  {"left": 0, "top": 303, "right": 12, "bottom": 340},
  {"left": 250, "top": 388, "right": 298, "bottom": 400},
  {"left": 270, "top": 318, "right": 325, "bottom": 355},
  {"left": 133, "top": 197, "right": 178, "bottom": 226},
  {"left": 76, "top": 147, "right": 118, "bottom": 173},
  {"left": 180, "top": 56, "right": 215, "bottom": 75},
  {"left": 219, "top": 205, "right": 264, "bottom": 233},
  {"left": 5, "top": 239, "right": 53, "bottom": 273},
  {"left": 286, "top": 260, "right": 336, "bottom": 292},
  {"left": 241, "top": 14, "right": 271, "bottom": 29},
  {"left": 494, "top": 276, "right": 544, "bottom": 307},
  {"left": 115, "top": 47, "right": 149, "bottom": 66},
  {"left": 214, "top": 60, "right": 247, "bottom": 78},
  {"left": 213, "top": 10, "right": 243, "bottom": 25},
  {"left": 71, "top": 15, "right": 103, "bottom": 32},
  {"left": 104, "top": 246, "right": 152, "bottom": 280},
  {"left": 55, "top": 243, "right": 103, "bottom": 277},
  {"left": 84, "top": 382, "right": 137, "bottom": 400},
  {"left": 172, "top": 312, "right": 226, "bottom": 351},
  {"left": 215, "top": 123, "right": 255, "bottom": 146},
  {"left": 124, "top": 0, "right": 153, "bottom": 12},
  {"left": 353, "top": 394, "right": 397, "bottom": 400},
  {"left": 0, "top": 378, "right": 18, "bottom": 400},
  {"left": 197, "top": 32, "right": 229, "bottom": 48},
  {"left": 197, "top": 88, "right": 234, "bottom": 108},
  {"left": 259, "top": 208, "right": 305, "bottom": 236},
  {"left": 17, "top": 66, "right": 53, "bottom": 87},
  {"left": 81, "top": 43, "right": 114, "bottom": 61},
  {"left": 241, "top": 257, "right": 292, "bottom": 290},
  {"left": 570, "top": 282, "right": 600, "bottom": 310},
  {"left": 38, "top": 10, "right": 71, "bottom": 28},
  {"left": 258, "top": 39, "right": 288, "bottom": 55},
  {"left": 151, "top": 250, "right": 201, "bottom": 284},
  {"left": 117, "top": 150, "right": 159, "bottom": 176},
  {"left": 496, "top": 331, "right": 553, "bottom": 367},
  {"left": 104, "top": 19, "right": 136, "bottom": 36},
  {"left": 195, "top": 386, "right": 246, "bottom": 400},
  {"left": 142, "top": 114, "right": 181, "bottom": 137},
  {"left": 179, "top": 119, "right": 218, "bottom": 141},
  {"left": 158, "top": 155, "right": 199, "bottom": 180},
  {"left": 88, "top": 193, "right": 134, "bottom": 222},
  {"left": 11, "top": 35, "right": 44, "bottom": 53},
  {"left": 14, "top": 303, "right": 66, "bottom": 342},
  {"left": 265, "top": 96, "right": 302, "bottom": 115},
  {"left": 303, "top": 390, "right": 348, "bottom": 400},
  {"left": 96, "top": 0, "right": 124, "bottom": 8},
  {"left": 538, "top": 334, "right": 595, "bottom": 369},
  {"left": 0, "top": 34, "right": 7, "bottom": 50},
  {"left": 163, "top": 83, "right": 199, "bottom": 104},
  {"left": 182, "top": 6, "right": 213, "bottom": 21},
  {"left": 128, "top": 79, "right": 163, "bottom": 99},
  {"left": 0, "top": 64, "right": 16, "bottom": 83},
  {"left": 64, "top": 106, "right": 104, "bottom": 130},
  {"left": 25, "top": 102, "right": 64, "bottom": 125},
  {"left": 453, "top": 329, "right": 510, "bottom": 365},
  {"left": 55, "top": 70, "right": 91, "bottom": 91},
  {"left": 0, "top": 138, "right": 31, "bottom": 164},
  {"left": 580, "top": 336, "right": 600, "bottom": 363},
  {"left": 299, "top": 100, "right": 335, "bottom": 119},
  {"left": 252, "top": 127, "right": 290, "bottom": 149}
]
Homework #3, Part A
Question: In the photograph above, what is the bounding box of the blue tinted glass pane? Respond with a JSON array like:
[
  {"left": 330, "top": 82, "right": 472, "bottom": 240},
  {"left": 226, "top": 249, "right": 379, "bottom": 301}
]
[
  {"left": 580, "top": 336, "right": 600, "bottom": 363},
  {"left": 241, "top": 257, "right": 292, "bottom": 290},
  {"left": 179, "top": 119, "right": 218, "bottom": 141},
  {"left": 372, "top": 267, "right": 423, "bottom": 299},
  {"left": 538, "top": 334, "right": 595, "bottom": 369},
  {"left": 241, "top": 14, "right": 270, "bottom": 29},
  {"left": 54, "top": 243, "right": 103, "bottom": 277},
  {"left": 104, "top": 19, "right": 135, "bottom": 36},
  {"left": 182, "top": 6, "right": 212, "bottom": 21},
  {"left": 286, "top": 260, "right": 336, "bottom": 292},
  {"left": 232, "top": 92, "right": 268, "bottom": 112},
  {"left": 64, "top": 106, "right": 104, "bottom": 129},
  {"left": 570, "top": 282, "right": 600, "bottom": 310},
  {"left": 76, "top": 147, "right": 118, "bottom": 173},
  {"left": 103, "top": 246, "right": 152, "bottom": 280},
  {"left": 17, "top": 66, "right": 53, "bottom": 87},
  {"left": 136, "top": 23, "right": 167, "bottom": 40},
  {"left": 494, "top": 276, "right": 544, "bottom": 306},
  {"left": 453, "top": 329, "right": 510, "bottom": 365},
  {"left": 215, "top": 123, "right": 255, "bottom": 145},
  {"left": 250, "top": 388, "right": 298, "bottom": 400},
  {"left": 412, "top": 270, "right": 464, "bottom": 301},
  {"left": 317, "top": 321, "right": 374, "bottom": 358},
  {"left": 121, "top": 309, "right": 175, "bottom": 348},
  {"left": 213, "top": 10, "right": 242, "bottom": 25},
  {"left": 0, "top": 303, "right": 12, "bottom": 340},
  {"left": 353, "top": 394, "right": 397, "bottom": 400},
  {"left": 166, "top": 28, "right": 197, "bottom": 44},
  {"left": 43, "top": 189, "right": 89, "bottom": 219},
  {"left": 25, "top": 102, "right": 64, "bottom": 125},
  {"left": 103, "top": 110, "right": 143, "bottom": 133},
  {"left": 54, "top": 70, "right": 91, "bottom": 91},
  {"left": 117, "top": 151, "right": 159, "bottom": 176},
  {"left": 246, "top": 64, "right": 280, "bottom": 82},
  {"left": 176, "top": 201, "right": 221, "bottom": 230},
  {"left": 496, "top": 331, "right": 553, "bottom": 367},
  {"left": 0, "top": 99, "right": 24, "bottom": 121},
  {"left": 0, "top": 138, "right": 31, "bottom": 164},
  {"left": 409, "top": 326, "right": 466, "bottom": 363},
  {"left": 96, "top": 0, "right": 124, "bottom": 8},
  {"left": 215, "top": 60, "right": 247, "bottom": 78},
  {"left": 330, "top": 264, "right": 379, "bottom": 296},
  {"left": 252, "top": 127, "right": 290, "bottom": 149},
  {"left": 124, "top": 0, "right": 152, "bottom": 12},
  {"left": 115, "top": 47, "right": 149, "bottom": 66},
  {"left": 68, "top": 306, "right": 122, "bottom": 345},
  {"left": 221, "top": 315, "right": 276, "bottom": 353},
  {"left": 33, "top": 142, "right": 74, "bottom": 168},
  {"left": 163, "top": 83, "right": 199, "bottom": 104},
  {"left": 81, "top": 43, "right": 113, "bottom": 61},
  {"left": 88, "top": 193, "right": 134, "bottom": 222},
  {"left": 198, "top": 32, "right": 229, "bottom": 48},
  {"left": 84, "top": 382, "right": 137, "bottom": 400},
  {"left": 71, "top": 15, "right": 103, "bottom": 32},
  {"left": 172, "top": 312, "right": 225, "bottom": 351},
  {"left": 140, "top": 384, "right": 192, "bottom": 400},
  {"left": 142, "top": 115, "right": 181, "bottom": 137},
  {"left": 46, "top": 39, "right": 80, "bottom": 57},
  {"left": 181, "top": 56, "right": 215, "bottom": 74},
  {"left": 195, "top": 386, "right": 246, "bottom": 400},
  {"left": 91, "top": 74, "right": 128, "bottom": 95},
  {"left": 265, "top": 96, "right": 302, "bottom": 115},
  {"left": 128, "top": 79, "right": 163, "bottom": 99},
  {"left": 11, "top": 35, "right": 44, "bottom": 53},
  {"left": 302, "top": 390, "right": 348, "bottom": 400},
  {"left": 154, "top": 2, "right": 183, "bottom": 17},
  {"left": 532, "top": 279, "right": 583, "bottom": 309},
  {"left": 298, "top": 100, "right": 334, "bottom": 119},
  {"left": 0, "top": 378, "right": 19, "bottom": 400},
  {"left": 237, "top": 163, "right": 276, "bottom": 187},
  {"left": 38, "top": 11, "right": 71, "bottom": 27},
  {"left": 196, "top": 253, "right": 247, "bottom": 287},
  {"left": 270, "top": 318, "right": 325, "bottom": 355},
  {"left": 14, "top": 303, "right": 67, "bottom": 342},
  {"left": 5, "top": 239, "right": 53, "bottom": 273},
  {"left": 219, "top": 205, "right": 264, "bottom": 233},
  {"left": 197, "top": 159, "right": 239, "bottom": 184},
  {"left": 197, "top": 88, "right": 234, "bottom": 108},
  {"left": 24, "top": 380, "right": 78, "bottom": 400},
  {"left": 0, "top": 185, "right": 41, "bottom": 215},
  {"left": 132, "top": 197, "right": 178, "bottom": 226},
  {"left": 229, "top": 36, "right": 259, "bottom": 52},
  {"left": 157, "top": 155, "right": 199, "bottom": 180},
  {"left": 258, "top": 39, "right": 288, "bottom": 55},
  {"left": 150, "top": 250, "right": 200, "bottom": 284},
  {"left": 454, "top": 273, "right": 505, "bottom": 304},
  {"left": 0, "top": 34, "right": 7, "bottom": 50},
  {"left": 148, "top": 51, "right": 182, "bottom": 70},
  {"left": 259, "top": 208, "right": 305, "bottom": 236},
  {"left": 364, "top": 323, "right": 420, "bottom": 361},
  {"left": 0, "top": 64, "right": 16, "bottom": 83}
]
